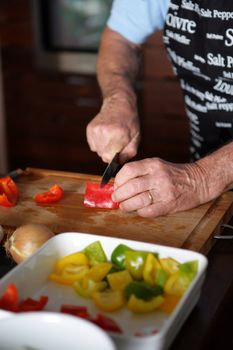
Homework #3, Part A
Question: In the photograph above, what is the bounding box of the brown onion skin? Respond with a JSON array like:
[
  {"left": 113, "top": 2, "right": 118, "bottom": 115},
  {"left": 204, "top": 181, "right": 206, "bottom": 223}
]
[{"left": 5, "top": 223, "right": 55, "bottom": 263}]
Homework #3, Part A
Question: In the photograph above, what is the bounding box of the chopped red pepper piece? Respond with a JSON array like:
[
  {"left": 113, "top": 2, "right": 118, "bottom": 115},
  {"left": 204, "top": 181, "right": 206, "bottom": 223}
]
[
  {"left": 93, "top": 313, "right": 122, "bottom": 333},
  {"left": 35, "top": 184, "right": 64, "bottom": 204},
  {"left": 0, "top": 284, "right": 48, "bottom": 312},
  {"left": 84, "top": 183, "right": 119, "bottom": 209},
  {"left": 60, "top": 305, "right": 122, "bottom": 333},
  {"left": 0, "top": 283, "right": 18, "bottom": 311},
  {"left": 60, "top": 304, "right": 91, "bottom": 320},
  {"left": 0, "top": 176, "right": 19, "bottom": 207},
  {"left": 18, "top": 296, "right": 48, "bottom": 312}
]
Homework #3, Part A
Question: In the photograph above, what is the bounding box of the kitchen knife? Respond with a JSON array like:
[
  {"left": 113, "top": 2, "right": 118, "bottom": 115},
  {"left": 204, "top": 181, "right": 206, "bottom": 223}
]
[
  {"left": 100, "top": 153, "right": 120, "bottom": 188},
  {"left": 6, "top": 168, "right": 25, "bottom": 179}
]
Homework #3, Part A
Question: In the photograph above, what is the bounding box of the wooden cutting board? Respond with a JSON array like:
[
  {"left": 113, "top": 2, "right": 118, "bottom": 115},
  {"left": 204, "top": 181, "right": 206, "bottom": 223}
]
[{"left": 1, "top": 167, "right": 233, "bottom": 255}]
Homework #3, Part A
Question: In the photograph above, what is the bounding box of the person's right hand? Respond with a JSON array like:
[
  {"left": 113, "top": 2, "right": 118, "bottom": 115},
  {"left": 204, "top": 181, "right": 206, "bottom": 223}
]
[{"left": 86, "top": 95, "right": 140, "bottom": 164}]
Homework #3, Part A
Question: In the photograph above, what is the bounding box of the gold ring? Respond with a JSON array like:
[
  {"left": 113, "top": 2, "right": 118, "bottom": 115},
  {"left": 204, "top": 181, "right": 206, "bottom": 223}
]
[{"left": 147, "top": 191, "right": 153, "bottom": 205}]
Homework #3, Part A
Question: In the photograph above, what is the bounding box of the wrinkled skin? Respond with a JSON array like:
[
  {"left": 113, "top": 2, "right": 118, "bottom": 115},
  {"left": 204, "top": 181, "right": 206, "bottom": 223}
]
[
  {"left": 86, "top": 28, "right": 233, "bottom": 218},
  {"left": 86, "top": 95, "right": 140, "bottom": 164},
  {"left": 86, "top": 27, "right": 141, "bottom": 164},
  {"left": 112, "top": 157, "right": 223, "bottom": 218}
]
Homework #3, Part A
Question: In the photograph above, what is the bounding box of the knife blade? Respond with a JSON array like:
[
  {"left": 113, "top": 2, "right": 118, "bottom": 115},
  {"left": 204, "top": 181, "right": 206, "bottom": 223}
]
[
  {"left": 100, "top": 153, "right": 120, "bottom": 188},
  {"left": 6, "top": 168, "right": 25, "bottom": 179}
]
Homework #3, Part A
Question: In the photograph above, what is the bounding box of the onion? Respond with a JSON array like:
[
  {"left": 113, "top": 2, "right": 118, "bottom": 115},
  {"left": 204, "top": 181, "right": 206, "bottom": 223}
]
[{"left": 5, "top": 223, "right": 55, "bottom": 263}]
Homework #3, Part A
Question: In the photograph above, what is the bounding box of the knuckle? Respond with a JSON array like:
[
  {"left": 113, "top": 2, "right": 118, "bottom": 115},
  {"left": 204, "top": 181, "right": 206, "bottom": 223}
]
[
  {"left": 101, "top": 152, "right": 112, "bottom": 163},
  {"left": 121, "top": 163, "right": 133, "bottom": 175},
  {"left": 129, "top": 147, "right": 138, "bottom": 158},
  {"left": 90, "top": 144, "right": 96, "bottom": 152},
  {"left": 152, "top": 159, "right": 165, "bottom": 172}
]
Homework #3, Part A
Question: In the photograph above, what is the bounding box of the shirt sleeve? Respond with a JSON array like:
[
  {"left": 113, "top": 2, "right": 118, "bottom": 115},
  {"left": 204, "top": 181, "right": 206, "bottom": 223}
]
[{"left": 107, "top": 0, "right": 169, "bottom": 44}]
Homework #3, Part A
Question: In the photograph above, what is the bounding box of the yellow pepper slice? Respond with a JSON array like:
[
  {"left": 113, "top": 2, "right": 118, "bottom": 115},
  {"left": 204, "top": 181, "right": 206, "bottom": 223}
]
[
  {"left": 73, "top": 279, "right": 107, "bottom": 298},
  {"left": 107, "top": 270, "right": 133, "bottom": 291},
  {"left": 61, "top": 264, "right": 89, "bottom": 282},
  {"left": 159, "top": 293, "right": 181, "bottom": 314},
  {"left": 48, "top": 273, "right": 73, "bottom": 285},
  {"left": 164, "top": 271, "right": 190, "bottom": 296},
  {"left": 93, "top": 289, "right": 126, "bottom": 312},
  {"left": 143, "top": 253, "right": 162, "bottom": 286},
  {"left": 54, "top": 252, "right": 89, "bottom": 274},
  {"left": 84, "top": 262, "right": 112, "bottom": 282},
  {"left": 49, "top": 265, "right": 89, "bottom": 285},
  {"left": 127, "top": 294, "right": 164, "bottom": 313},
  {"left": 159, "top": 257, "right": 180, "bottom": 275}
]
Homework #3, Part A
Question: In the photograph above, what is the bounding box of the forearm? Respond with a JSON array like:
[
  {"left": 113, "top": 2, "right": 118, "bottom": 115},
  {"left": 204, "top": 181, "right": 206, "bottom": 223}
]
[
  {"left": 195, "top": 141, "right": 233, "bottom": 201},
  {"left": 86, "top": 27, "right": 142, "bottom": 163},
  {"left": 97, "top": 27, "right": 141, "bottom": 107}
]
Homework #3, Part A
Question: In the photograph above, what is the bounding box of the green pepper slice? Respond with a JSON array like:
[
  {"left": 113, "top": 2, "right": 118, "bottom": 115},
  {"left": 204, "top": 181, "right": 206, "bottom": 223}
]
[
  {"left": 179, "top": 260, "right": 198, "bottom": 282},
  {"left": 84, "top": 241, "right": 107, "bottom": 266},
  {"left": 156, "top": 269, "right": 169, "bottom": 287},
  {"left": 111, "top": 244, "right": 133, "bottom": 269},
  {"left": 124, "top": 281, "right": 163, "bottom": 301},
  {"left": 125, "top": 250, "right": 148, "bottom": 280}
]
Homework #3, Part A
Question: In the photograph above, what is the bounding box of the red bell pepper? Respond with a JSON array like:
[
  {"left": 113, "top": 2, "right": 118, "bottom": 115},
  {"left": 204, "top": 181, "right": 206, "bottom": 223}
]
[
  {"left": 18, "top": 296, "right": 48, "bottom": 312},
  {"left": 35, "top": 184, "right": 64, "bottom": 204},
  {"left": 0, "top": 284, "right": 48, "bottom": 312},
  {"left": 84, "top": 182, "right": 119, "bottom": 209},
  {"left": 93, "top": 313, "right": 122, "bottom": 333},
  {"left": 0, "top": 176, "right": 19, "bottom": 207},
  {"left": 60, "top": 304, "right": 122, "bottom": 333},
  {"left": 60, "top": 304, "right": 91, "bottom": 320},
  {"left": 0, "top": 283, "right": 18, "bottom": 311}
]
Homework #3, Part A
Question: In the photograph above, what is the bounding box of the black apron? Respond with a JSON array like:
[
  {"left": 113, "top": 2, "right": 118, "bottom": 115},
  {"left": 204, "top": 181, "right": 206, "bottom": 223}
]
[{"left": 163, "top": 0, "right": 233, "bottom": 160}]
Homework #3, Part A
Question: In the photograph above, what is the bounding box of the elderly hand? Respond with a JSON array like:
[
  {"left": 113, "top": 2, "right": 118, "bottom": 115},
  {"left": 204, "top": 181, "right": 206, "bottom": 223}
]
[
  {"left": 86, "top": 95, "right": 140, "bottom": 164},
  {"left": 112, "top": 158, "right": 212, "bottom": 218}
]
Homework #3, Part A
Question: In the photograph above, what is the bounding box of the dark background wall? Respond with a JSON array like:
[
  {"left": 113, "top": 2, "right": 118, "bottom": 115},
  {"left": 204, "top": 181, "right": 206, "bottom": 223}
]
[{"left": 0, "top": 0, "right": 189, "bottom": 175}]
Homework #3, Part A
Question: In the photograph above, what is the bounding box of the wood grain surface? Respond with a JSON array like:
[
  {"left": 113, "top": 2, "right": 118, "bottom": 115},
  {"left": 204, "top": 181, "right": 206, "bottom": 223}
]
[{"left": 1, "top": 167, "right": 233, "bottom": 254}]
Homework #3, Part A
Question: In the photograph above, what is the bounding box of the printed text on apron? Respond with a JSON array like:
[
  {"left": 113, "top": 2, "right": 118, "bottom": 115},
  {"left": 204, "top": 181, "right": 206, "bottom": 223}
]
[{"left": 163, "top": 0, "right": 233, "bottom": 160}]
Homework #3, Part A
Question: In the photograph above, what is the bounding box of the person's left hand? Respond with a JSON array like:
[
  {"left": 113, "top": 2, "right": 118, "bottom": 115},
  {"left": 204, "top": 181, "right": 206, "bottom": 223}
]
[{"left": 112, "top": 158, "right": 210, "bottom": 218}]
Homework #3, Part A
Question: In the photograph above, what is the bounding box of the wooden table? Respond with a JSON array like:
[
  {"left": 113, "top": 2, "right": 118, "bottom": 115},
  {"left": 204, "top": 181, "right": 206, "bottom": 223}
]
[
  {"left": 0, "top": 168, "right": 233, "bottom": 349},
  {"left": 1, "top": 167, "right": 233, "bottom": 253}
]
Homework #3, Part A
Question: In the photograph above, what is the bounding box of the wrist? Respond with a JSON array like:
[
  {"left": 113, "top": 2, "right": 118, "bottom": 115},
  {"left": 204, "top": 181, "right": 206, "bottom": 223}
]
[
  {"left": 103, "top": 89, "right": 137, "bottom": 107},
  {"left": 102, "top": 90, "right": 137, "bottom": 114},
  {"left": 195, "top": 142, "right": 233, "bottom": 200}
]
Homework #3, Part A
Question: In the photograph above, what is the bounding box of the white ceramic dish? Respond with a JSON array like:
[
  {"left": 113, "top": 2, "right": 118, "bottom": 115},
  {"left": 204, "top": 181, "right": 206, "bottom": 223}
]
[
  {"left": 0, "top": 311, "right": 116, "bottom": 350},
  {"left": 0, "top": 232, "right": 208, "bottom": 350}
]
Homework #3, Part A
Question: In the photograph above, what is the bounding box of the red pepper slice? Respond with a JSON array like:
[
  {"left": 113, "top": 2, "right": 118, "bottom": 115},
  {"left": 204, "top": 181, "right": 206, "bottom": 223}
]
[
  {"left": 84, "top": 183, "right": 119, "bottom": 209},
  {"left": 93, "top": 313, "right": 122, "bottom": 333},
  {"left": 18, "top": 296, "right": 48, "bottom": 312},
  {"left": 60, "top": 305, "right": 122, "bottom": 333},
  {"left": 35, "top": 184, "right": 64, "bottom": 204},
  {"left": 0, "top": 176, "right": 19, "bottom": 207},
  {"left": 0, "top": 284, "right": 48, "bottom": 312},
  {"left": 0, "top": 283, "right": 19, "bottom": 311},
  {"left": 60, "top": 304, "right": 91, "bottom": 320}
]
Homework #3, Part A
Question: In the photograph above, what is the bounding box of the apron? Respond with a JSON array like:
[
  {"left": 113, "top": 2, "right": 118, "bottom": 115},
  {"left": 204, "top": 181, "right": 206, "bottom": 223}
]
[{"left": 163, "top": 0, "right": 233, "bottom": 160}]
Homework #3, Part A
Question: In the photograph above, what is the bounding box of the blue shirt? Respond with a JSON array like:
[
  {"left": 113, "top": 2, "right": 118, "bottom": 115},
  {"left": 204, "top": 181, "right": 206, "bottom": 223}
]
[{"left": 107, "top": 0, "right": 170, "bottom": 44}]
